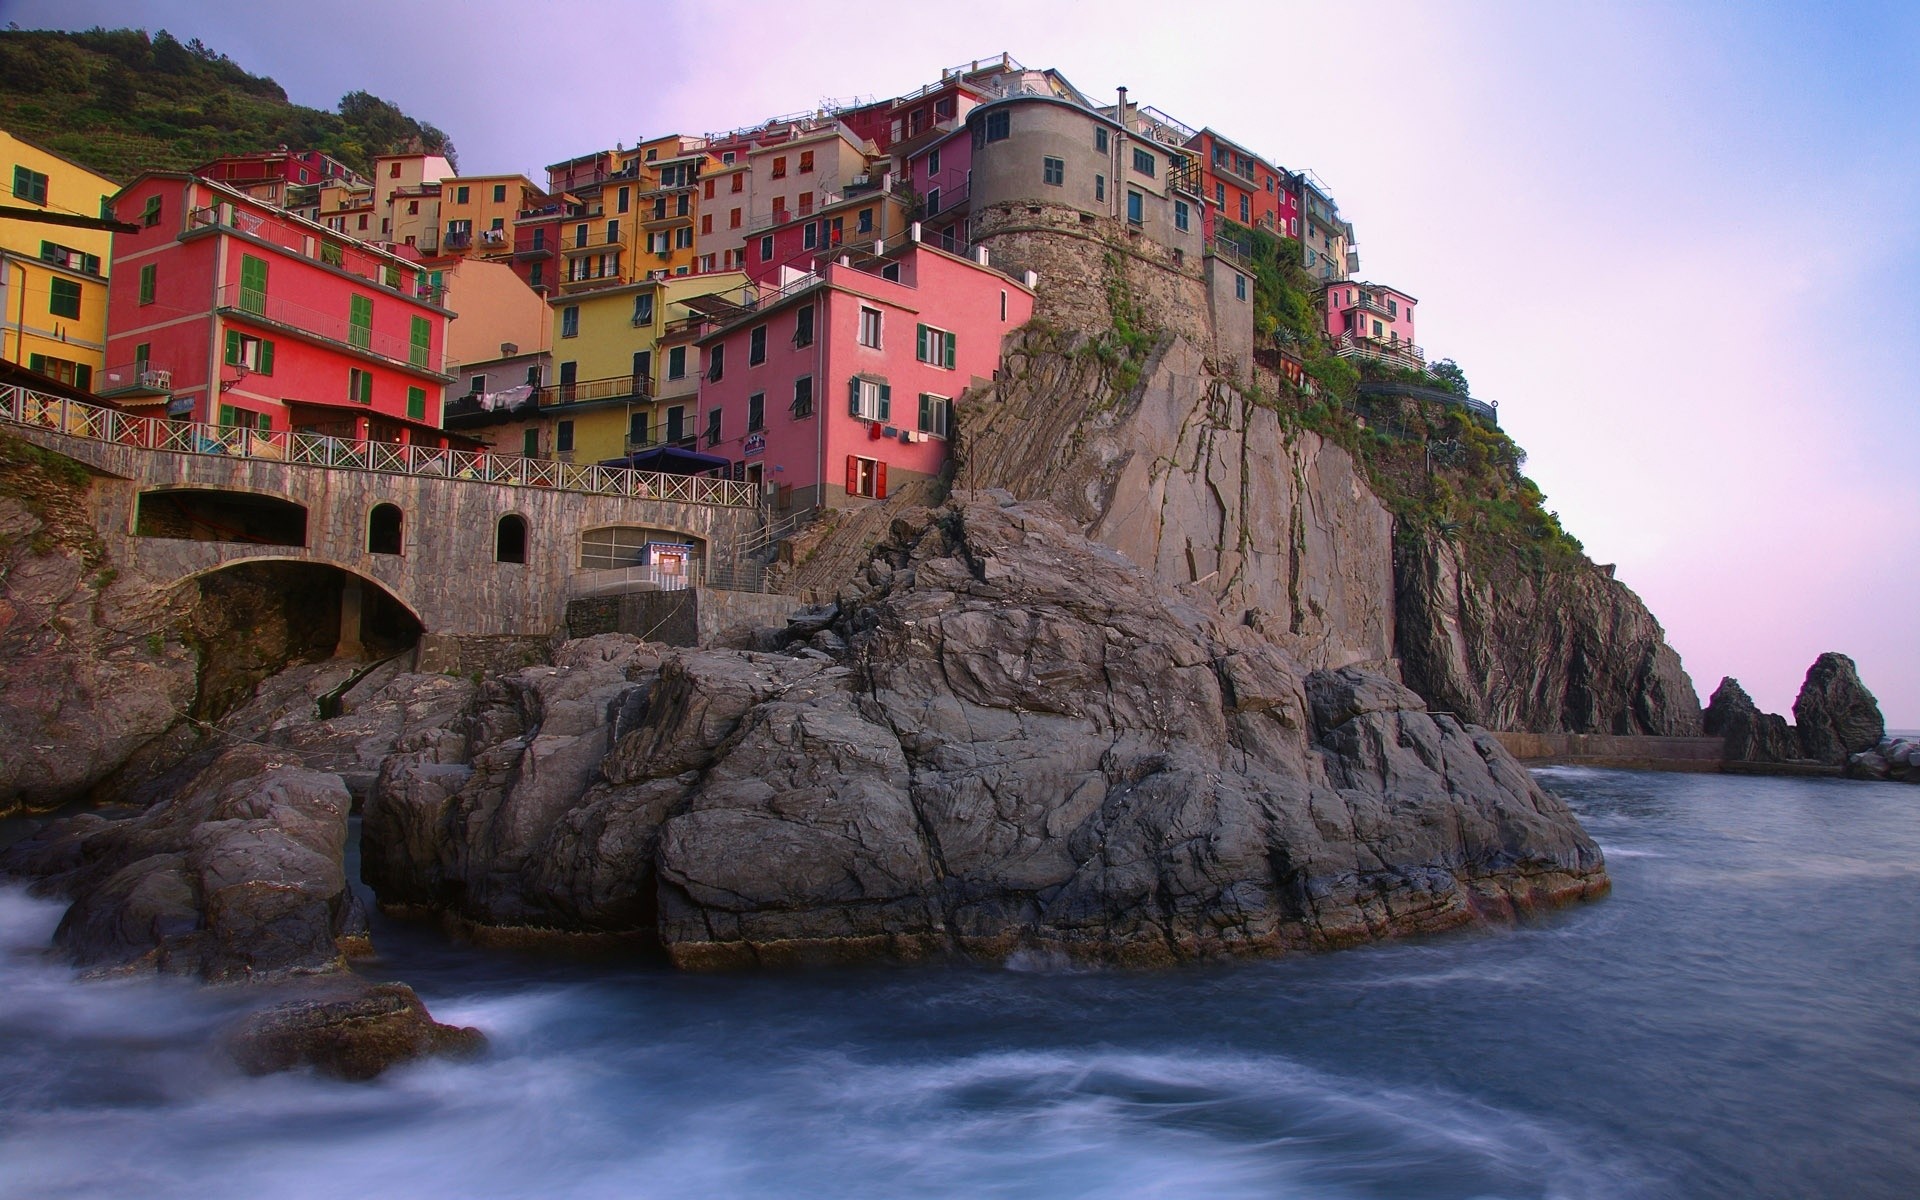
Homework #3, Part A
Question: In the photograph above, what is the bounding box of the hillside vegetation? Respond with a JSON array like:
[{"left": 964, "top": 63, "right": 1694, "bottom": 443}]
[{"left": 0, "top": 27, "right": 455, "bottom": 182}]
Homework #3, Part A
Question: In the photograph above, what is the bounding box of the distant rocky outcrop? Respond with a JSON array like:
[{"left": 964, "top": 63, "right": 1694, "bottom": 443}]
[
  {"left": 362, "top": 495, "right": 1606, "bottom": 967},
  {"left": 1847, "top": 735, "right": 1920, "bottom": 783},
  {"left": 1703, "top": 677, "right": 1800, "bottom": 764},
  {"left": 1792, "top": 653, "right": 1885, "bottom": 764}
]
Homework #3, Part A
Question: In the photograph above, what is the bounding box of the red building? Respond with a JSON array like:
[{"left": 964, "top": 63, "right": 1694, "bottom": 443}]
[
  {"left": 1184, "top": 128, "right": 1298, "bottom": 242},
  {"left": 98, "top": 172, "right": 457, "bottom": 444},
  {"left": 695, "top": 236, "right": 1034, "bottom": 509}
]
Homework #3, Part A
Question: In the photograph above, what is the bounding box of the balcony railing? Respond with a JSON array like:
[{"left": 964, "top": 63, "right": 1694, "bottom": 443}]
[
  {"left": 214, "top": 283, "right": 448, "bottom": 377},
  {"left": 96, "top": 363, "right": 174, "bottom": 395},
  {"left": 536, "top": 374, "right": 651, "bottom": 406},
  {"left": 1333, "top": 332, "right": 1425, "bottom": 370},
  {"left": 0, "top": 384, "right": 759, "bottom": 509},
  {"left": 443, "top": 230, "right": 473, "bottom": 250},
  {"left": 189, "top": 204, "right": 446, "bottom": 307},
  {"left": 561, "top": 229, "right": 628, "bottom": 251}
]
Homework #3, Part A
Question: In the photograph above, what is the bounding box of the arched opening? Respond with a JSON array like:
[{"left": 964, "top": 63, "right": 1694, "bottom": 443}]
[
  {"left": 578, "top": 525, "right": 704, "bottom": 591},
  {"left": 136, "top": 489, "right": 307, "bottom": 547},
  {"left": 183, "top": 561, "right": 423, "bottom": 722},
  {"left": 495, "top": 513, "right": 528, "bottom": 564},
  {"left": 368, "top": 503, "right": 403, "bottom": 555}
]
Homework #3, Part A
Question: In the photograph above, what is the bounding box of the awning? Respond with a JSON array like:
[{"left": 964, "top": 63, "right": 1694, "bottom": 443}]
[{"left": 600, "top": 445, "right": 732, "bottom": 474}]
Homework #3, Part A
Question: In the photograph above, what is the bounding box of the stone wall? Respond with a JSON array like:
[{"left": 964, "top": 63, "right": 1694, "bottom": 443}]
[
  {"left": 1490, "top": 731, "right": 1725, "bottom": 772},
  {"left": 562, "top": 587, "right": 798, "bottom": 649}
]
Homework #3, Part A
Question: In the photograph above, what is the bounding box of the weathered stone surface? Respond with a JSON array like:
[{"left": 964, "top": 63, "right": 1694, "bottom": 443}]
[
  {"left": 1792, "top": 652, "right": 1885, "bottom": 765},
  {"left": 361, "top": 498, "right": 1607, "bottom": 967},
  {"left": 0, "top": 745, "right": 358, "bottom": 980},
  {"left": 1702, "top": 677, "right": 1800, "bottom": 764},
  {"left": 1396, "top": 531, "right": 1703, "bottom": 736},
  {"left": 228, "top": 982, "right": 483, "bottom": 1080}
]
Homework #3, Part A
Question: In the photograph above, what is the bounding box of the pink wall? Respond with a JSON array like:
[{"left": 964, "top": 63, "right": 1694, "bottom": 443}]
[
  {"left": 1323, "top": 282, "right": 1417, "bottom": 345},
  {"left": 698, "top": 243, "right": 1033, "bottom": 502}
]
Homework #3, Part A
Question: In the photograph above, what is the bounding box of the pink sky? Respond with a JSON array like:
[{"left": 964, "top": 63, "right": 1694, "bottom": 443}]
[{"left": 27, "top": 0, "right": 1920, "bottom": 724}]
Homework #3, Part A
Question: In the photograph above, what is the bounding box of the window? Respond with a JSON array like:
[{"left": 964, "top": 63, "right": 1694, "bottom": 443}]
[
  {"left": 848, "top": 376, "right": 890, "bottom": 421},
  {"left": 1216, "top": 182, "right": 1226, "bottom": 206},
  {"left": 1095, "top": 174, "right": 1105, "bottom": 202},
  {"left": 857, "top": 207, "right": 874, "bottom": 233},
  {"left": 676, "top": 193, "right": 690, "bottom": 217},
  {"left": 532, "top": 228, "right": 547, "bottom": 250},
  {"left": 749, "top": 325, "right": 767, "bottom": 365},
  {"left": 858, "top": 307, "right": 882, "bottom": 348},
  {"left": 918, "top": 393, "right": 951, "bottom": 439},
  {"left": 1001, "top": 290, "right": 1008, "bottom": 321},
  {"left": 1132, "top": 148, "right": 1155, "bottom": 176},
  {"left": 799, "top": 150, "right": 814, "bottom": 172},
  {"left": 846, "top": 454, "right": 886, "bottom": 499},
  {"left": 707, "top": 343, "right": 725, "bottom": 382},
  {"left": 926, "top": 187, "right": 941, "bottom": 216},
  {"left": 530, "top": 263, "right": 545, "bottom": 287},
  {"left": 366, "top": 499, "right": 401, "bottom": 552},
  {"left": 1235, "top": 273, "right": 1247, "bottom": 301},
  {"left": 1126, "top": 191, "right": 1144, "bottom": 226},
  {"left": 668, "top": 346, "right": 687, "bottom": 379},
  {"left": 224, "top": 330, "right": 275, "bottom": 374},
  {"left": 771, "top": 156, "right": 787, "bottom": 179},
  {"left": 455, "top": 185, "right": 470, "bottom": 204},
  {"left": 793, "top": 304, "right": 815, "bottom": 347},
  {"left": 747, "top": 392, "right": 765, "bottom": 431},
  {"left": 704, "top": 178, "right": 716, "bottom": 200},
  {"left": 701, "top": 214, "right": 713, "bottom": 234},
  {"left": 561, "top": 305, "right": 580, "bottom": 338},
  {"left": 666, "top": 405, "right": 686, "bottom": 442},
  {"left": 1043, "top": 157, "right": 1064, "bottom": 186},
  {"left": 134, "top": 342, "right": 150, "bottom": 371},
  {"left": 12, "top": 166, "right": 48, "bottom": 206},
  {"left": 576, "top": 222, "right": 590, "bottom": 247},
  {"left": 410, "top": 316, "right": 431, "bottom": 368},
  {"left": 759, "top": 234, "right": 774, "bottom": 261},
  {"left": 1174, "top": 200, "right": 1189, "bottom": 232},
  {"left": 217, "top": 404, "right": 268, "bottom": 432},
  {"left": 629, "top": 410, "right": 650, "bottom": 445},
  {"left": 633, "top": 293, "right": 654, "bottom": 325},
  {"left": 408, "top": 200, "right": 419, "bottom": 215},
  {"left": 495, "top": 515, "right": 527, "bottom": 564},
  {"left": 140, "top": 265, "right": 159, "bottom": 306},
  {"left": 927, "top": 148, "right": 941, "bottom": 175},
  {"left": 705, "top": 407, "right": 722, "bottom": 445},
  {"left": 239, "top": 255, "right": 267, "bottom": 314},
  {"left": 675, "top": 226, "right": 693, "bottom": 249},
  {"left": 1095, "top": 127, "right": 1109, "bottom": 154},
  {"left": 803, "top": 222, "right": 818, "bottom": 250},
  {"left": 607, "top": 219, "right": 620, "bottom": 242},
  {"left": 407, "top": 386, "right": 427, "bottom": 420},
  {"left": 881, "top": 263, "right": 901, "bottom": 282},
  {"left": 141, "top": 195, "right": 161, "bottom": 227},
  {"left": 349, "top": 368, "right": 373, "bottom": 405},
  {"left": 791, "top": 374, "right": 813, "bottom": 418},
  {"left": 984, "top": 110, "right": 1010, "bottom": 143},
  {"left": 1240, "top": 194, "right": 1250, "bottom": 223},
  {"left": 728, "top": 208, "right": 741, "bottom": 229},
  {"left": 916, "top": 324, "right": 957, "bottom": 369},
  {"left": 732, "top": 174, "right": 743, "bottom": 193},
  {"left": 27, "top": 355, "right": 89, "bottom": 390},
  {"left": 633, "top": 349, "right": 652, "bottom": 384},
  {"left": 493, "top": 184, "right": 507, "bottom": 203},
  {"left": 389, "top": 162, "right": 402, "bottom": 179},
  {"left": 469, "top": 374, "right": 487, "bottom": 396},
  {"left": 556, "top": 420, "right": 575, "bottom": 452},
  {"left": 348, "top": 295, "right": 373, "bottom": 349},
  {"left": 358, "top": 215, "right": 369, "bottom": 230},
  {"left": 523, "top": 429, "right": 540, "bottom": 456}
]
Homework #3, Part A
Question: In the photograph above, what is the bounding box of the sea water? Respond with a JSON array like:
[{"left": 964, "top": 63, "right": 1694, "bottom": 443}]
[{"left": 1, "top": 769, "right": 1916, "bottom": 1199}]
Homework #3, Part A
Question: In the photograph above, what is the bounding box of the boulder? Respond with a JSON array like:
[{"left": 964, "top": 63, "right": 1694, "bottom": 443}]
[
  {"left": 1703, "top": 677, "right": 1799, "bottom": 764},
  {"left": 228, "top": 982, "right": 483, "bottom": 1080},
  {"left": 1792, "top": 653, "right": 1885, "bottom": 765}
]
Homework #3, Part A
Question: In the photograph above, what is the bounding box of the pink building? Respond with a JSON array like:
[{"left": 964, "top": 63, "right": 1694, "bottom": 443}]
[
  {"left": 695, "top": 238, "right": 1034, "bottom": 508},
  {"left": 744, "top": 189, "right": 913, "bottom": 287},
  {"left": 1323, "top": 281, "right": 1422, "bottom": 369},
  {"left": 99, "top": 172, "right": 458, "bottom": 445},
  {"left": 904, "top": 127, "right": 972, "bottom": 253}
]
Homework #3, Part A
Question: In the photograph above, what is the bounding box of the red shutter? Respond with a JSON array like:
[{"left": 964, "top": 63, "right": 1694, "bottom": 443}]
[
  {"left": 846, "top": 454, "right": 860, "bottom": 494},
  {"left": 874, "top": 460, "right": 887, "bottom": 499}
]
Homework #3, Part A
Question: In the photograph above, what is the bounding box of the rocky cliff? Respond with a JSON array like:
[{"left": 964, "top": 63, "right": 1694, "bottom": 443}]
[{"left": 362, "top": 496, "right": 1605, "bottom": 967}]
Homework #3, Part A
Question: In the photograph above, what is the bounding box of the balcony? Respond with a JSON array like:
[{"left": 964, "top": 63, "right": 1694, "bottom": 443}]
[
  {"left": 1333, "top": 332, "right": 1425, "bottom": 371},
  {"left": 560, "top": 229, "right": 629, "bottom": 252},
  {"left": 214, "top": 283, "right": 450, "bottom": 378},
  {"left": 477, "top": 228, "right": 511, "bottom": 253},
  {"left": 443, "top": 229, "right": 474, "bottom": 251},
  {"left": 96, "top": 363, "right": 173, "bottom": 397},
  {"left": 536, "top": 373, "right": 651, "bottom": 407}
]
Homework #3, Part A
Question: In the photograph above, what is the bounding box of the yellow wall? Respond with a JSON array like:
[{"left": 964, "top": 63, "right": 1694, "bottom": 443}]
[
  {"left": 440, "top": 175, "right": 539, "bottom": 260},
  {"left": 1, "top": 130, "right": 118, "bottom": 385},
  {"left": 438, "top": 257, "right": 552, "bottom": 370}
]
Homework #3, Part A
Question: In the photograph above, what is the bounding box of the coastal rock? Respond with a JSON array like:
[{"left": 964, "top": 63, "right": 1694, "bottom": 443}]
[
  {"left": 1792, "top": 652, "right": 1885, "bottom": 765},
  {"left": 1847, "top": 737, "right": 1918, "bottom": 783},
  {"left": 361, "top": 497, "right": 1607, "bottom": 966},
  {"left": 1702, "top": 677, "right": 1799, "bottom": 764},
  {"left": 228, "top": 982, "right": 484, "bottom": 1081}
]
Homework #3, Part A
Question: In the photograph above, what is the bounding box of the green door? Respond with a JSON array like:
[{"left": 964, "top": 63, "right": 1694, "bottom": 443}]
[
  {"left": 349, "top": 295, "right": 373, "bottom": 350},
  {"left": 410, "top": 315, "right": 431, "bottom": 368},
  {"left": 239, "top": 255, "right": 267, "bottom": 314}
]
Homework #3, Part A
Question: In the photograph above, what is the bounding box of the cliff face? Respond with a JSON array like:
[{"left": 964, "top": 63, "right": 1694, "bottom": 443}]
[
  {"left": 1395, "top": 531, "right": 1703, "bottom": 736},
  {"left": 960, "top": 331, "right": 1396, "bottom": 674}
]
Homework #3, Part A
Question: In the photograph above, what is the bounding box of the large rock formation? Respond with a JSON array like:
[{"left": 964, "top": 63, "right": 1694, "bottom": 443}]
[
  {"left": 1792, "top": 652, "right": 1885, "bottom": 764},
  {"left": 364, "top": 496, "right": 1606, "bottom": 967},
  {"left": 1702, "top": 677, "right": 1800, "bottom": 764},
  {"left": 1396, "top": 532, "right": 1703, "bottom": 736}
]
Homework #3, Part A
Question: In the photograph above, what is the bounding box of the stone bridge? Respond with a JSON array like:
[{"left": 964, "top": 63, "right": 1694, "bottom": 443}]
[{"left": 3, "top": 384, "right": 772, "bottom": 668}]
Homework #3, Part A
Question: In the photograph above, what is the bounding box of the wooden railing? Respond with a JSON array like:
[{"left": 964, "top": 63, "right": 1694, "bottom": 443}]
[{"left": 0, "top": 385, "right": 760, "bottom": 509}]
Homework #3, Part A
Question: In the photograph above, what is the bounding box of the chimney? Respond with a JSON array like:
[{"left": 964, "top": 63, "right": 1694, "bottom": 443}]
[{"left": 1116, "top": 86, "right": 1128, "bottom": 124}]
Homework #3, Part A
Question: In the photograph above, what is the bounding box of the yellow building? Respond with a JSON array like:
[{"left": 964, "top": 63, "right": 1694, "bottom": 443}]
[
  {"left": 533, "top": 270, "right": 748, "bottom": 464},
  {"left": 634, "top": 135, "right": 712, "bottom": 280},
  {"left": 1, "top": 131, "right": 118, "bottom": 388},
  {"left": 439, "top": 174, "right": 544, "bottom": 261}
]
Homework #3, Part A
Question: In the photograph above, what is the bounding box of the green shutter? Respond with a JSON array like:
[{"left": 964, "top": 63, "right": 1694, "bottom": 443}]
[
  {"left": 257, "top": 339, "right": 274, "bottom": 376},
  {"left": 239, "top": 255, "right": 267, "bottom": 314},
  {"left": 225, "top": 329, "right": 242, "bottom": 366},
  {"left": 74, "top": 364, "right": 90, "bottom": 392},
  {"left": 919, "top": 393, "right": 931, "bottom": 430},
  {"left": 139, "top": 264, "right": 156, "bottom": 304},
  {"left": 849, "top": 376, "right": 861, "bottom": 416},
  {"left": 219, "top": 404, "right": 236, "bottom": 427},
  {"left": 407, "top": 386, "right": 426, "bottom": 420},
  {"left": 349, "top": 295, "right": 373, "bottom": 349},
  {"left": 916, "top": 323, "right": 929, "bottom": 362},
  {"left": 410, "top": 316, "right": 430, "bottom": 368},
  {"left": 878, "top": 383, "right": 891, "bottom": 422},
  {"left": 944, "top": 331, "right": 957, "bottom": 369},
  {"left": 134, "top": 342, "right": 150, "bottom": 369}
]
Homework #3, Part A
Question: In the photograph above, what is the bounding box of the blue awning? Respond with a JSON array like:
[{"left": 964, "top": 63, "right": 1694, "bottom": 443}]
[{"left": 600, "top": 445, "right": 732, "bottom": 474}]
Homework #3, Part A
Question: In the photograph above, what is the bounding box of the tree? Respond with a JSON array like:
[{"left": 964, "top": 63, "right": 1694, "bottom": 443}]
[{"left": 1429, "top": 358, "right": 1471, "bottom": 397}]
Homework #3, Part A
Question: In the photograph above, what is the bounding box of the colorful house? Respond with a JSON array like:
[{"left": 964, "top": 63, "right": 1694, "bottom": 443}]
[
  {"left": 193, "top": 149, "right": 364, "bottom": 222},
  {"left": 904, "top": 126, "right": 972, "bottom": 253},
  {"left": 634, "top": 135, "right": 712, "bottom": 281},
  {"left": 694, "top": 236, "right": 1033, "bottom": 508},
  {"left": 1, "top": 130, "right": 119, "bottom": 389},
  {"left": 98, "top": 172, "right": 456, "bottom": 444},
  {"left": 1184, "top": 127, "right": 1298, "bottom": 241},
  {"left": 439, "top": 174, "right": 545, "bottom": 261},
  {"left": 744, "top": 188, "right": 913, "bottom": 287},
  {"left": 1298, "top": 173, "right": 1356, "bottom": 283},
  {"left": 1324, "top": 281, "right": 1420, "bottom": 369}
]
